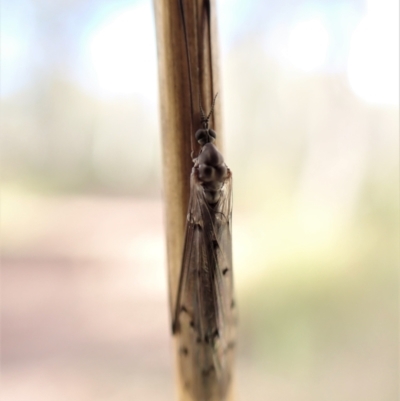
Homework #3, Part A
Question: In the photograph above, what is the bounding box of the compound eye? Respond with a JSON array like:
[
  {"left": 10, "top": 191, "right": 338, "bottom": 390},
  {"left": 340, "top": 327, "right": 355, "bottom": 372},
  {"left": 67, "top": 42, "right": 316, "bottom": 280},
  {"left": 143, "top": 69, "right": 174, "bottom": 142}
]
[
  {"left": 195, "top": 129, "right": 215, "bottom": 145},
  {"left": 208, "top": 129, "right": 217, "bottom": 140},
  {"left": 195, "top": 129, "right": 208, "bottom": 145}
]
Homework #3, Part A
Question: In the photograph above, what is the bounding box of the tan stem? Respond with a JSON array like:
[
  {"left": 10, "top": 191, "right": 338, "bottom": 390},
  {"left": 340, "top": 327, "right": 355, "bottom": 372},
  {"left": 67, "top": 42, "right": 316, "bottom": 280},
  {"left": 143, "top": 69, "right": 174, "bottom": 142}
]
[{"left": 153, "top": 0, "right": 232, "bottom": 400}]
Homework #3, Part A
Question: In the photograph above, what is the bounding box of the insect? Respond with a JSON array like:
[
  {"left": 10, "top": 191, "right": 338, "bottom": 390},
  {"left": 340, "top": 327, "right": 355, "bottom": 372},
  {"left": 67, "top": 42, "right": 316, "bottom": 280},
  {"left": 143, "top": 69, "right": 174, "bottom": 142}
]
[{"left": 171, "top": 92, "right": 236, "bottom": 401}]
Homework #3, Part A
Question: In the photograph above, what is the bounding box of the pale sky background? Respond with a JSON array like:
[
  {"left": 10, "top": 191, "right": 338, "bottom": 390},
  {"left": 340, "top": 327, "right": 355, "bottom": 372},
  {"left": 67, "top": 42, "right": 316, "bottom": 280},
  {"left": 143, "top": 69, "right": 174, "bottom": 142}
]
[{"left": 1, "top": 0, "right": 398, "bottom": 104}]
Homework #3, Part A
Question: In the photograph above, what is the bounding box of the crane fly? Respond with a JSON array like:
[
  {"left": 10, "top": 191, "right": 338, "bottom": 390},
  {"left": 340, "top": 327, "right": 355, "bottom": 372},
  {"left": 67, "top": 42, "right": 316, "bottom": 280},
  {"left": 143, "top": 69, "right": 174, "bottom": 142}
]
[{"left": 171, "top": 94, "right": 237, "bottom": 401}]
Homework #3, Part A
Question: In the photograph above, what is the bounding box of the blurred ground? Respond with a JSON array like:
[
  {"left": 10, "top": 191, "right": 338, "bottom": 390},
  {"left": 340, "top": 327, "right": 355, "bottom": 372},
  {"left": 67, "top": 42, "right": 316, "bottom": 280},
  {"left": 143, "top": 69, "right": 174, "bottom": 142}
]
[
  {"left": 2, "top": 186, "right": 398, "bottom": 401},
  {"left": 2, "top": 194, "right": 173, "bottom": 401}
]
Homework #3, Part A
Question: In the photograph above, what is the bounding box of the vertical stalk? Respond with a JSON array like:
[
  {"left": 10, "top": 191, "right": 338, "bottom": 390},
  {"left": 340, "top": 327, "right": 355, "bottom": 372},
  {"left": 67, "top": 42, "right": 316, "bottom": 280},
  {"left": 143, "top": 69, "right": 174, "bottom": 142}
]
[{"left": 153, "top": 0, "right": 232, "bottom": 400}]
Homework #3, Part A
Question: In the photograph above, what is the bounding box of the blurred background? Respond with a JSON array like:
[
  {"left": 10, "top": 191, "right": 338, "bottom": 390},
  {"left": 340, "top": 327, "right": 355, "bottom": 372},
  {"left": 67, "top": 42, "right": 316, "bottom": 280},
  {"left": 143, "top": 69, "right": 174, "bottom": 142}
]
[{"left": 1, "top": 0, "right": 398, "bottom": 400}]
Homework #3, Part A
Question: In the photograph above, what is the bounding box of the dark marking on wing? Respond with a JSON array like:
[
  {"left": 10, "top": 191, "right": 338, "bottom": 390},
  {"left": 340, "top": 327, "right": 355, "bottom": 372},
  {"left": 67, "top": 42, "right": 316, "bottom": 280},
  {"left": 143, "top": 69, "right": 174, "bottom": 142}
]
[
  {"left": 222, "top": 341, "right": 236, "bottom": 356},
  {"left": 204, "top": 328, "right": 219, "bottom": 344},
  {"left": 201, "top": 366, "right": 215, "bottom": 377},
  {"left": 222, "top": 268, "right": 229, "bottom": 275}
]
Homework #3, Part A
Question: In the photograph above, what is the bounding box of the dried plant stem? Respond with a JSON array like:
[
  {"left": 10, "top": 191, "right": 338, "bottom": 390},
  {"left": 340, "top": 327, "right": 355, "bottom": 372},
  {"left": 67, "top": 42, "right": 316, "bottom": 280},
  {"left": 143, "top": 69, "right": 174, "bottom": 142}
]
[{"left": 153, "top": 1, "right": 233, "bottom": 400}]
